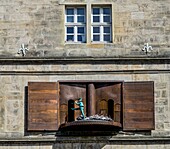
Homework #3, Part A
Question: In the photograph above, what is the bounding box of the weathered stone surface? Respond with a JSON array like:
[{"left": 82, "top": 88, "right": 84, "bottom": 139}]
[
  {"left": 5, "top": 100, "right": 23, "bottom": 132},
  {"left": 155, "top": 83, "right": 167, "bottom": 89},
  {"left": 0, "top": 0, "right": 169, "bottom": 148},
  {"left": 72, "top": 143, "right": 106, "bottom": 149},
  {"left": 0, "top": 0, "right": 169, "bottom": 57},
  {"left": 0, "top": 98, "right": 5, "bottom": 131},
  {"left": 53, "top": 143, "right": 72, "bottom": 149}
]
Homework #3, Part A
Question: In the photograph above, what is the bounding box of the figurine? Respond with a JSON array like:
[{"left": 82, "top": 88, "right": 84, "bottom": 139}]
[{"left": 71, "top": 98, "right": 85, "bottom": 119}]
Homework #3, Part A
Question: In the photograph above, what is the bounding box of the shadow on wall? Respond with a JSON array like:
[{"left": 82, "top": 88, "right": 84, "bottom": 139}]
[
  {"left": 52, "top": 142, "right": 107, "bottom": 149},
  {"left": 0, "top": 143, "right": 107, "bottom": 149},
  {"left": 2, "top": 141, "right": 170, "bottom": 149},
  {"left": 24, "top": 86, "right": 28, "bottom": 136}
]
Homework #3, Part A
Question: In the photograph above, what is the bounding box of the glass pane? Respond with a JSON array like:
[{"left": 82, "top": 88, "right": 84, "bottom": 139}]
[
  {"left": 103, "top": 8, "right": 111, "bottom": 15},
  {"left": 67, "top": 27, "right": 74, "bottom": 33},
  {"left": 93, "top": 27, "right": 100, "bottom": 33},
  {"left": 78, "top": 27, "right": 84, "bottom": 34},
  {"left": 103, "top": 16, "right": 110, "bottom": 22},
  {"left": 93, "top": 8, "right": 100, "bottom": 14},
  {"left": 77, "top": 16, "right": 84, "bottom": 22},
  {"left": 67, "top": 35, "right": 74, "bottom": 41},
  {"left": 104, "top": 27, "right": 110, "bottom": 33},
  {"left": 78, "top": 35, "right": 85, "bottom": 42},
  {"left": 93, "top": 35, "right": 100, "bottom": 41},
  {"left": 66, "top": 8, "right": 74, "bottom": 15},
  {"left": 67, "top": 16, "right": 74, "bottom": 22},
  {"left": 77, "top": 8, "right": 85, "bottom": 15},
  {"left": 104, "top": 35, "right": 110, "bottom": 42},
  {"left": 93, "top": 16, "right": 100, "bottom": 22}
]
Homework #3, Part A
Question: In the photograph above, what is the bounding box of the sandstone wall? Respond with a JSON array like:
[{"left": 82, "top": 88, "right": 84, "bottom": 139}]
[
  {"left": 0, "top": 60, "right": 169, "bottom": 137},
  {"left": 0, "top": 0, "right": 169, "bottom": 57},
  {"left": 1, "top": 137, "right": 170, "bottom": 149},
  {"left": 0, "top": 0, "right": 170, "bottom": 148}
]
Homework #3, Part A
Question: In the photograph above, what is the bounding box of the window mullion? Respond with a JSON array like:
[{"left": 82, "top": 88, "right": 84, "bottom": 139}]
[
  {"left": 100, "top": 26, "right": 103, "bottom": 42},
  {"left": 75, "top": 26, "right": 77, "bottom": 42},
  {"left": 100, "top": 8, "right": 103, "bottom": 42},
  {"left": 109, "top": 26, "right": 111, "bottom": 42},
  {"left": 74, "top": 8, "right": 77, "bottom": 42},
  {"left": 74, "top": 8, "right": 77, "bottom": 23},
  {"left": 100, "top": 8, "right": 103, "bottom": 23},
  {"left": 91, "top": 26, "right": 93, "bottom": 42}
]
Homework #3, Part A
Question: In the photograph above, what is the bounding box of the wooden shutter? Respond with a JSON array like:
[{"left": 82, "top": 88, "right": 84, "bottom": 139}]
[
  {"left": 28, "top": 82, "right": 59, "bottom": 131},
  {"left": 123, "top": 81, "right": 154, "bottom": 131}
]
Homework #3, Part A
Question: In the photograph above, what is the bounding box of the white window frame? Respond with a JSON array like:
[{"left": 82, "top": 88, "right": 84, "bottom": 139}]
[
  {"left": 65, "top": 6, "right": 86, "bottom": 43},
  {"left": 91, "top": 6, "right": 112, "bottom": 43}
]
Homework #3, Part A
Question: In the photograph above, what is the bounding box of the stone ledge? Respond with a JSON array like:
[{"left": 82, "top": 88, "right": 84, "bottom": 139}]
[
  {"left": 0, "top": 57, "right": 169, "bottom": 65},
  {"left": 0, "top": 69, "right": 170, "bottom": 75},
  {"left": 0, "top": 136, "right": 56, "bottom": 142},
  {"left": 109, "top": 136, "right": 170, "bottom": 141},
  {"left": 1, "top": 136, "right": 170, "bottom": 143}
]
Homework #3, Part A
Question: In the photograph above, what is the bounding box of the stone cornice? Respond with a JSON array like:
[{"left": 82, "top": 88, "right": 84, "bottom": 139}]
[
  {"left": 0, "top": 70, "right": 169, "bottom": 75},
  {"left": 0, "top": 57, "right": 169, "bottom": 64},
  {"left": 1, "top": 136, "right": 170, "bottom": 143}
]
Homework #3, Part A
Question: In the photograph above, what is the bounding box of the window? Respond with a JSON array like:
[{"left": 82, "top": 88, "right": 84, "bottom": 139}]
[
  {"left": 65, "top": 5, "right": 113, "bottom": 44},
  {"left": 65, "top": 7, "right": 86, "bottom": 43},
  {"left": 91, "top": 6, "right": 112, "bottom": 43},
  {"left": 27, "top": 81, "right": 154, "bottom": 132},
  {"left": 68, "top": 100, "right": 74, "bottom": 122}
]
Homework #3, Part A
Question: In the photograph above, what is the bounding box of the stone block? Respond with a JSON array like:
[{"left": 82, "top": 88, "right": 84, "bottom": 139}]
[
  {"left": 152, "top": 130, "right": 170, "bottom": 137},
  {"left": 50, "top": 76, "right": 76, "bottom": 81},
  {"left": 158, "top": 99, "right": 168, "bottom": 106},
  {"left": 5, "top": 100, "right": 23, "bottom": 132},
  {"left": 164, "top": 123, "right": 170, "bottom": 130},
  {"left": 19, "top": 144, "right": 40, "bottom": 149},
  {"left": 148, "top": 145, "right": 163, "bottom": 149},
  {"left": 152, "top": 19, "right": 165, "bottom": 27},
  {"left": 0, "top": 6, "right": 5, "bottom": 13},
  {"left": 131, "top": 12, "right": 144, "bottom": 20},
  {"left": 155, "top": 106, "right": 165, "bottom": 114},
  {"left": 53, "top": 143, "right": 72, "bottom": 149},
  {"left": 101, "top": 145, "right": 122, "bottom": 149},
  {"left": 155, "top": 83, "right": 167, "bottom": 89},
  {"left": 0, "top": 97, "right": 5, "bottom": 131},
  {"left": 156, "top": 114, "right": 168, "bottom": 122},
  {"left": 155, "top": 122, "right": 164, "bottom": 130},
  {"left": 155, "top": 91, "right": 161, "bottom": 98},
  {"left": 0, "top": 132, "right": 23, "bottom": 138},
  {"left": 39, "top": 144, "right": 53, "bottom": 149},
  {"left": 72, "top": 143, "right": 106, "bottom": 149},
  {"left": 115, "top": 27, "right": 126, "bottom": 34}
]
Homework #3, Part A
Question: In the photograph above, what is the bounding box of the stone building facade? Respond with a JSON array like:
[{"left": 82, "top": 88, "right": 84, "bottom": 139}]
[{"left": 0, "top": 0, "right": 170, "bottom": 148}]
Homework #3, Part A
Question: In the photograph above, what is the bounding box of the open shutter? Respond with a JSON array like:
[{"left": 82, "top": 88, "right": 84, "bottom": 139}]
[
  {"left": 28, "top": 82, "right": 59, "bottom": 131},
  {"left": 123, "top": 81, "right": 154, "bottom": 131}
]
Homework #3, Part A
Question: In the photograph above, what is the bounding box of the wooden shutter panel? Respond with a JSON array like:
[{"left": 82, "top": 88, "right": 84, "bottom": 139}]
[
  {"left": 28, "top": 82, "right": 59, "bottom": 131},
  {"left": 123, "top": 81, "right": 154, "bottom": 131}
]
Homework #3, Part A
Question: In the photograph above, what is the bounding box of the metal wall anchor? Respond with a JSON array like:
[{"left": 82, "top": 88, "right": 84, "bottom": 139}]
[
  {"left": 142, "top": 43, "right": 153, "bottom": 54},
  {"left": 17, "top": 44, "right": 29, "bottom": 57}
]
